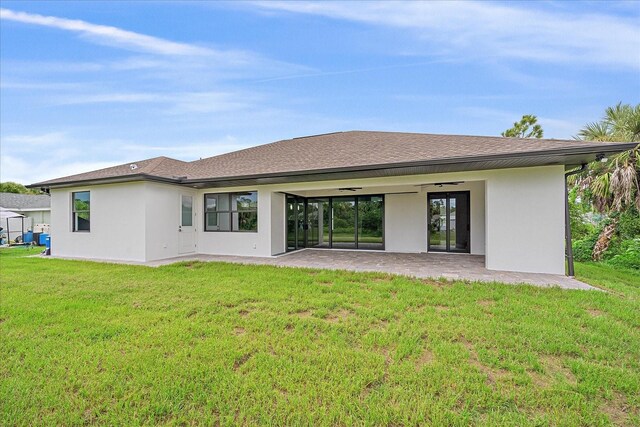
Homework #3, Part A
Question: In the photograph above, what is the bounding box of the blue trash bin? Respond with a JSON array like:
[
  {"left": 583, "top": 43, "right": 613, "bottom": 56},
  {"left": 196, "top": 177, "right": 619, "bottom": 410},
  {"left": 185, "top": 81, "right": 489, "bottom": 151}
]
[
  {"left": 23, "top": 231, "right": 33, "bottom": 244},
  {"left": 39, "top": 233, "right": 49, "bottom": 246}
]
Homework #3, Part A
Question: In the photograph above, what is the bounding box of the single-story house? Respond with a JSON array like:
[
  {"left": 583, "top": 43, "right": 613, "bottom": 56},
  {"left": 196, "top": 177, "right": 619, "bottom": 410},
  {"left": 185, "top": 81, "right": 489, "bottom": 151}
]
[
  {"left": 30, "top": 131, "right": 635, "bottom": 275},
  {"left": 0, "top": 192, "right": 51, "bottom": 239}
]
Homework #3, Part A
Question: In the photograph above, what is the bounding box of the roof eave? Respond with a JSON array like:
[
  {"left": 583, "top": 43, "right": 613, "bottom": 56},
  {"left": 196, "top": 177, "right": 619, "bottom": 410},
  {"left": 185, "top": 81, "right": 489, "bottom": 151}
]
[
  {"left": 184, "top": 143, "right": 636, "bottom": 187},
  {"left": 29, "top": 141, "right": 636, "bottom": 189},
  {"left": 28, "top": 173, "right": 182, "bottom": 189}
]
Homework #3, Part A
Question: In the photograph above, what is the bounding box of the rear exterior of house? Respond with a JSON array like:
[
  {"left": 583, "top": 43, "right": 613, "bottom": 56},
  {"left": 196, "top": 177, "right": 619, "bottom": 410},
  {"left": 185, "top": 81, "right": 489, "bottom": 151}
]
[{"left": 32, "top": 131, "right": 636, "bottom": 275}]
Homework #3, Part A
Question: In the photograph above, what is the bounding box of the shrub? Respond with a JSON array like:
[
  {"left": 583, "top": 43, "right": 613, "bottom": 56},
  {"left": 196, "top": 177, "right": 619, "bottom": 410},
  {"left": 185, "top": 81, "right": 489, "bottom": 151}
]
[
  {"left": 618, "top": 208, "right": 640, "bottom": 241},
  {"left": 573, "top": 232, "right": 599, "bottom": 262},
  {"left": 568, "top": 189, "right": 597, "bottom": 240},
  {"left": 606, "top": 239, "right": 640, "bottom": 270}
]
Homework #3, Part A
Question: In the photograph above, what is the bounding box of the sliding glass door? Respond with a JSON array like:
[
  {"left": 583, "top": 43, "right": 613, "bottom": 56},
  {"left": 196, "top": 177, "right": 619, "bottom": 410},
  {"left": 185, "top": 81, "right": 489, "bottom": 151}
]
[
  {"left": 331, "top": 197, "right": 356, "bottom": 249},
  {"left": 428, "top": 192, "right": 470, "bottom": 253},
  {"left": 287, "top": 197, "right": 305, "bottom": 251},
  {"left": 357, "top": 196, "right": 384, "bottom": 250},
  {"left": 307, "top": 198, "right": 330, "bottom": 248},
  {"left": 286, "top": 195, "right": 384, "bottom": 251}
]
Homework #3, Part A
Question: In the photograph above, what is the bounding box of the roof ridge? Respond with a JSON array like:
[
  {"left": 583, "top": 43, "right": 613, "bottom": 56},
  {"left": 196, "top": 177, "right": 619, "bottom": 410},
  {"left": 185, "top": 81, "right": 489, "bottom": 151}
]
[
  {"left": 342, "top": 130, "right": 584, "bottom": 143},
  {"left": 192, "top": 132, "right": 352, "bottom": 165},
  {"left": 137, "top": 156, "right": 168, "bottom": 174},
  {"left": 291, "top": 131, "right": 345, "bottom": 140},
  {"left": 143, "top": 156, "right": 185, "bottom": 176}
]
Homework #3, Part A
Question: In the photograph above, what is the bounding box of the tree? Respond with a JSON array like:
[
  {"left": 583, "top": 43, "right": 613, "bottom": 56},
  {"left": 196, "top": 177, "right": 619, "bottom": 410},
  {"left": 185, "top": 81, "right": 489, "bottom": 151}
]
[
  {"left": 0, "top": 181, "right": 39, "bottom": 194},
  {"left": 501, "top": 114, "right": 544, "bottom": 138},
  {"left": 572, "top": 103, "right": 640, "bottom": 260}
]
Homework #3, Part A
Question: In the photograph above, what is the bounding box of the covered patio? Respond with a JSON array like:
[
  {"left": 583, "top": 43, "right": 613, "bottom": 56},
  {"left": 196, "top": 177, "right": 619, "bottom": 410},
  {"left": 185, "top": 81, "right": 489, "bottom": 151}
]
[{"left": 142, "top": 249, "right": 595, "bottom": 290}]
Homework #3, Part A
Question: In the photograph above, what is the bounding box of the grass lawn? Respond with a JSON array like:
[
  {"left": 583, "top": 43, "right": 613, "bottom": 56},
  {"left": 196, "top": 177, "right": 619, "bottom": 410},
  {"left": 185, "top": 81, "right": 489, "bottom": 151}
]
[{"left": 1, "top": 247, "right": 639, "bottom": 426}]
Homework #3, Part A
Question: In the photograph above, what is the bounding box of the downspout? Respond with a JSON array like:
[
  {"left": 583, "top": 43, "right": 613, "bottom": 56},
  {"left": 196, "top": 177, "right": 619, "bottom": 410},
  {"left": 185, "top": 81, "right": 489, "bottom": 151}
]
[{"left": 565, "top": 163, "right": 587, "bottom": 276}]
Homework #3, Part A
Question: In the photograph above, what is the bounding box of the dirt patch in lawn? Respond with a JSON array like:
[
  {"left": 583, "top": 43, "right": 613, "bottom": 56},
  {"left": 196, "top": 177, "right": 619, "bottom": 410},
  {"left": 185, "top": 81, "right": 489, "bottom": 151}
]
[
  {"left": 477, "top": 300, "right": 495, "bottom": 308},
  {"left": 421, "top": 278, "right": 446, "bottom": 288},
  {"left": 462, "top": 339, "right": 510, "bottom": 386},
  {"left": 415, "top": 348, "right": 435, "bottom": 369},
  {"left": 233, "top": 327, "right": 246, "bottom": 336},
  {"left": 545, "top": 356, "right": 577, "bottom": 385},
  {"left": 531, "top": 355, "right": 577, "bottom": 387},
  {"left": 434, "top": 305, "right": 450, "bottom": 312},
  {"left": 374, "top": 319, "right": 390, "bottom": 330},
  {"left": 238, "top": 309, "right": 250, "bottom": 317},
  {"left": 362, "top": 347, "right": 392, "bottom": 399},
  {"left": 601, "top": 392, "right": 633, "bottom": 426},
  {"left": 324, "top": 309, "right": 353, "bottom": 323},
  {"left": 587, "top": 308, "right": 604, "bottom": 317},
  {"left": 233, "top": 352, "right": 254, "bottom": 370},
  {"left": 294, "top": 310, "right": 313, "bottom": 319}
]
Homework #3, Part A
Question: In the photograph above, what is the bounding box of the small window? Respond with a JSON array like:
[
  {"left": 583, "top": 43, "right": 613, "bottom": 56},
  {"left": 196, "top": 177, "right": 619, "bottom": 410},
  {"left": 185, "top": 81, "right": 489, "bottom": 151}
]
[
  {"left": 72, "top": 191, "right": 90, "bottom": 232},
  {"left": 181, "top": 195, "right": 193, "bottom": 227},
  {"left": 204, "top": 192, "right": 257, "bottom": 232}
]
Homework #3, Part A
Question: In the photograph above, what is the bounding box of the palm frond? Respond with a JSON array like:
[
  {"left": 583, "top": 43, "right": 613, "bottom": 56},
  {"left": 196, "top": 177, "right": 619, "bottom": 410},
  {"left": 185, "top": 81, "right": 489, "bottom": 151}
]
[{"left": 577, "top": 122, "right": 612, "bottom": 141}]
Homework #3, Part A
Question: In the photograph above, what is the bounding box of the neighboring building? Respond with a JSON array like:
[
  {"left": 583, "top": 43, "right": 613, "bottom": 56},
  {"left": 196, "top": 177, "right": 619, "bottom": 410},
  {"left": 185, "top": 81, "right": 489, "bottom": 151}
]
[
  {"left": 30, "top": 131, "right": 635, "bottom": 275},
  {"left": 0, "top": 192, "right": 51, "bottom": 239}
]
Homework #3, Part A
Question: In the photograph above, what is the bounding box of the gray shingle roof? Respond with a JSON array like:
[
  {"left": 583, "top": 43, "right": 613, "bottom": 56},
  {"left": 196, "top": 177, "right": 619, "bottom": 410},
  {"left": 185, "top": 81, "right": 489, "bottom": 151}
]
[
  {"left": 0, "top": 193, "right": 51, "bottom": 210},
  {"left": 30, "top": 131, "right": 637, "bottom": 187}
]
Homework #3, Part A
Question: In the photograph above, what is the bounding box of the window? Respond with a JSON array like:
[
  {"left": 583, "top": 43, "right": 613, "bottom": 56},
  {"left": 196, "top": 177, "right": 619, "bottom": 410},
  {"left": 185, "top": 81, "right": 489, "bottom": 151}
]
[
  {"left": 72, "top": 191, "right": 90, "bottom": 232},
  {"left": 181, "top": 195, "right": 193, "bottom": 227},
  {"left": 204, "top": 192, "right": 258, "bottom": 232}
]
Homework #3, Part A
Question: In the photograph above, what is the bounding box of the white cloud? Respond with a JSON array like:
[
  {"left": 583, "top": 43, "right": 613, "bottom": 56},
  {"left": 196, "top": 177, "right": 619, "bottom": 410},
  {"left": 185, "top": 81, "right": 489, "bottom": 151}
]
[
  {"left": 26, "top": 90, "right": 260, "bottom": 117},
  {"left": 0, "top": 151, "right": 124, "bottom": 185},
  {"left": 251, "top": 1, "right": 640, "bottom": 69},
  {"left": 118, "top": 136, "right": 250, "bottom": 160},
  {"left": 0, "top": 8, "right": 212, "bottom": 56},
  {"left": 0, "top": 131, "right": 254, "bottom": 184},
  {"left": 53, "top": 92, "right": 166, "bottom": 105},
  {"left": 1, "top": 132, "right": 69, "bottom": 146},
  {"left": 0, "top": 8, "right": 309, "bottom": 77}
]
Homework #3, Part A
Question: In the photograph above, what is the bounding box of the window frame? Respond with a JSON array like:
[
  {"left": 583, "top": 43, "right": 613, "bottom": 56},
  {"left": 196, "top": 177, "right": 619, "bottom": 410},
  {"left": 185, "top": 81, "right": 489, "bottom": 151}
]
[
  {"left": 71, "top": 190, "right": 91, "bottom": 232},
  {"left": 203, "top": 191, "right": 258, "bottom": 233}
]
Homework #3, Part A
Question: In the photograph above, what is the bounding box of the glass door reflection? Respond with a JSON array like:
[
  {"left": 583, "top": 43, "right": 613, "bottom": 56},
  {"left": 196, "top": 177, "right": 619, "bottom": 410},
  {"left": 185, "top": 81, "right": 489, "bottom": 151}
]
[
  {"left": 331, "top": 197, "right": 356, "bottom": 249},
  {"left": 428, "top": 192, "right": 470, "bottom": 253}
]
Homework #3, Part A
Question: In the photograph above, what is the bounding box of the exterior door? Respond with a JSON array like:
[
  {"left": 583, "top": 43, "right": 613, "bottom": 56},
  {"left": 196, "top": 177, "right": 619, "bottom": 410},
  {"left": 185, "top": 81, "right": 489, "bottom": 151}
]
[
  {"left": 428, "top": 191, "right": 470, "bottom": 253},
  {"left": 287, "top": 196, "right": 306, "bottom": 251},
  {"left": 286, "top": 195, "right": 385, "bottom": 251},
  {"left": 179, "top": 194, "right": 196, "bottom": 254}
]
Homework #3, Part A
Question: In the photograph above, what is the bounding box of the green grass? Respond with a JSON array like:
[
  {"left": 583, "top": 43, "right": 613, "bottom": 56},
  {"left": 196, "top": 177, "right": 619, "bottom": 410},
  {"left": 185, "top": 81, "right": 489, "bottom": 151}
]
[{"left": 1, "top": 247, "right": 639, "bottom": 426}]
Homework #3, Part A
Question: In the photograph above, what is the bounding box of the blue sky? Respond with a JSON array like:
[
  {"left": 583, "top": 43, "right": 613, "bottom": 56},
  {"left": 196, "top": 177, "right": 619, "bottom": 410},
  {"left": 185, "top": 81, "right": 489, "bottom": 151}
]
[{"left": 1, "top": 1, "right": 639, "bottom": 184}]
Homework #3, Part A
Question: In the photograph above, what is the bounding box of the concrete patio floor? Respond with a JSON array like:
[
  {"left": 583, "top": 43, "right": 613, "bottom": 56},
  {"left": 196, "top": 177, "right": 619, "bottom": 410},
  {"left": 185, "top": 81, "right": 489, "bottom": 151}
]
[{"left": 143, "top": 249, "right": 596, "bottom": 290}]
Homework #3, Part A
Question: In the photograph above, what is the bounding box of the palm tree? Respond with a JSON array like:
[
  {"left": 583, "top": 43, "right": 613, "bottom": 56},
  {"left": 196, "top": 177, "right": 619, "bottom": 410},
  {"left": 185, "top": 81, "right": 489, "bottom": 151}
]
[{"left": 573, "top": 103, "right": 640, "bottom": 260}]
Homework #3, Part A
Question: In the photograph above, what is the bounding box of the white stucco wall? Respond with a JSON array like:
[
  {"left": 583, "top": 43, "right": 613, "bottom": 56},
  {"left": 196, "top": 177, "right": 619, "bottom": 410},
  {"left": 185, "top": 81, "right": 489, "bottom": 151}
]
[
  {"left": 50, "top": 183, "right": 146, "bottom": 262},
  {"left": 485, "top": 166, "right": 565, "bottom": 274},
  {"left": 385, "top": 193, "right": 427, "bottom": 253},
  {"left": 144, "top": 183, "right": 191, "bottom": 262},
  {"left": 270, "top": 192, "right": 286, "bottom": 255}
]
